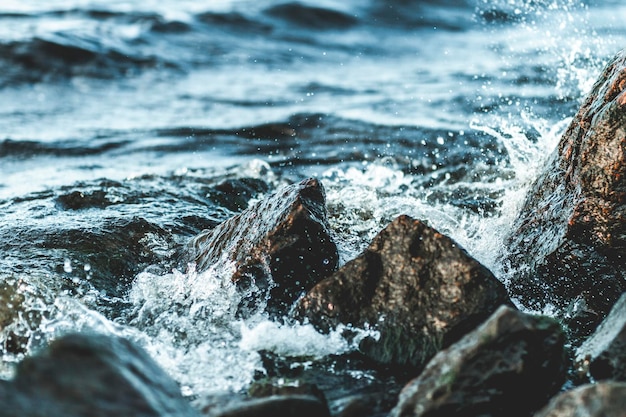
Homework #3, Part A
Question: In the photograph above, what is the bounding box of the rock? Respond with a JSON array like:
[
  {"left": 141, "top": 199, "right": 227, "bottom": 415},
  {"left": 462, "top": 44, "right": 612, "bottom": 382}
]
[
  {"left": 294, "top": 214, "right": 512, "bottom": 369},
  {"left": 186, "top": 178, "right": 338, "bottom": 317},
  {"left": 576, "top": 292, "right": 626, "bottom": 381},
  {"left": 0, "top": 276, "right": 43, "bottom": 355},
  {"left": 391, "top": 306, "right": 567, "bottom": 417},
  {"left": 248, "top": 378, "right": 326, "bottom": 404},
  {"left": 534, "top": 382, "right": 626, "bottom": 417},
  {"left": 503, "top": 49, "right": 626, "bottom": 341},
  {"left": 205, "top": 395, "right": 330, "bottom": 417},
  {"left": 0, "top": 333, "right": 198, "bottom": 417}
]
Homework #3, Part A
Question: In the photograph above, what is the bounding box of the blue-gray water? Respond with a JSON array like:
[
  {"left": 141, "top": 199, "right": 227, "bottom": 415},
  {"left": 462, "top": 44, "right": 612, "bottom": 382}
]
[{"left": 1, "top": 0, "right": 625, "bottom": 406}]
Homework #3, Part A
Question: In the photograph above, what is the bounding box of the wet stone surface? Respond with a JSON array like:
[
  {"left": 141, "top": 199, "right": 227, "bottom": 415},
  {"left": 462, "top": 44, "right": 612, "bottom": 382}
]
[
  {"left": 294, "top": 214, "right": 512, "bottom": 370},
  {"left": 504, "top": 49, "right": 626, "bottom": 343}
]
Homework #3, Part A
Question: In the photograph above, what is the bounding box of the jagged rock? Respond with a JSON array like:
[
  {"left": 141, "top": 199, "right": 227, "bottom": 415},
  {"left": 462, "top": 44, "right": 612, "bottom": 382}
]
[
  {"left": 576, "top": 292, "right": 626, "bottom": 381},
  {"left": 534, "top": 382, "right": 626, "bottom": 417},
  {"left": 0, "top": 333, "right": 198, "bottom": 417},
  {"left": 293, "top": 214, "right": 512, "bottom": 369},
  {"left": 503, "top": 49, "right": 626, "bottom": 341},
  {"left": 391, "top": 306, "right": 567, "bottom": 417},
  {"left": 205, "top": 395, "right": 330, "bottom": 417},
  {"left": 186, "top": 178, "right": 338, "bottom": 317}
]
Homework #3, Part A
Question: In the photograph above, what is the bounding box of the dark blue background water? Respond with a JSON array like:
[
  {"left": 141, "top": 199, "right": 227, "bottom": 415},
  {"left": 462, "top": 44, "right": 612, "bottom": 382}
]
[{"left": 1, "top": 0, "right": 625, "bottom": 404}]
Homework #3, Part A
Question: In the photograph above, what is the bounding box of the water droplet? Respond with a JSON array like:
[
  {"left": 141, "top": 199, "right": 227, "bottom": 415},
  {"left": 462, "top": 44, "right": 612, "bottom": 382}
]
[{"left": 63, "top": 259, "right": 73, "bottom": 273}]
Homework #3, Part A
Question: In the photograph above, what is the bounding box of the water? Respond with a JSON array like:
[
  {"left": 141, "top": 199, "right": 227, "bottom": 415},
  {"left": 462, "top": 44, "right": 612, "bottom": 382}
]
[{"left": 1, "top": 0, "right": 625, "bottom": 408}]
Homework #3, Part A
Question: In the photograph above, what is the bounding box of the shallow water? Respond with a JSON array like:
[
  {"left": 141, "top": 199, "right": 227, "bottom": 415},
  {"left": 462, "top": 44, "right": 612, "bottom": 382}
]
[{"left": 1, "top": 0, "right": 625, "bottom": 407}]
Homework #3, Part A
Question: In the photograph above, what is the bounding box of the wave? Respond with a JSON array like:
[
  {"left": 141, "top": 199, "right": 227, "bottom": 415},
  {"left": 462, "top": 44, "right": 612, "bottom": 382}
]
[
  {"left": 0, "top": 35, "right": 170, "bottom": 85},
  {"left": 0, "top": 138, "right": 129, "bottom": 158}
]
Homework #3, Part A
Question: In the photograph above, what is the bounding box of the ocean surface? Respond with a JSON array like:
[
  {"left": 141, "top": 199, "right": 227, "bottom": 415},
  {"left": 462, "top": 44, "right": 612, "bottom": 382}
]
[{"left": 1, "top": 0, "right": 625, "bottom": 409}]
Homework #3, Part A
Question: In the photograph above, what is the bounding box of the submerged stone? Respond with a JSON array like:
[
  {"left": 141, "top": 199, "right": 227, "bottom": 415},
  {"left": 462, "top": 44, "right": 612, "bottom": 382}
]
[
  {"left": 534, "top": 382, "right": 626, "bottom": 417},
  {"left": 206, "top": 395, "right": 331, "bottom": 417},
  {"left": 293, "top": 215, "right": 512, "bottom": 369},
  {"left": 576, "top": 292, "right": 626, "bottom": 381},
  {"left": 0, "top": 333, "right": 198, "bottom": 417},
  {"left": 390, "top": 306, "right": 567, "bottom": 417},
  {"left": 186, "top": 178, "right": 338, "bottom": 317},
  {"left": 503, "top": 50, "right": 626, "bottom": 341}
]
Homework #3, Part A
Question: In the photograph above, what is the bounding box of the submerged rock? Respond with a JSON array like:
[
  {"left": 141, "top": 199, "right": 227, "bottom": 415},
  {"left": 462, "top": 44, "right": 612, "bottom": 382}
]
[
  {"left": 0, "top": 333, "right": 198, "bottom": 417},
  {"left": 186, "top": 178, "right": 338, "bottom": 317},
  {"left": 391, "top": 306, "right": 567, "bottom": 417},
  {"left": 576, "top": 292, "right": 626, "bottom": 381},
  {"left": 534, "top": 382, "right": 626, "bottom": 417},
  {"left": 294, "top": 215, "right": 511, "bottom": 369},
  {"left": 206, "top": 395, "right": 330, "bottom": 417},
  {"left": 504, "top": 49, "right": 626, "bottom": 340}
]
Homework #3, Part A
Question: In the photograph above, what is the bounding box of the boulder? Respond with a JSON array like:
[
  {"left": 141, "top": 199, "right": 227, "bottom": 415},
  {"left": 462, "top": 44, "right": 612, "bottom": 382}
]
[
  {"left": 391, "top": 306, "right": 567, "bottom": 417},
  {"left": 186, "top": 178, "right": 338, "bottom": 317},
  {"left": 576, "top": 292, "right": 626, "bottom": 381},
  {"left": 293, "top": 214, "right": 512, "bottom": 369},
  {"left": 0, "top": 333, "right": 198, "bottom": 417},
  {"left": 534, "top": 382, "right": 626, "bottom": 417},
  {"left": 504, "top": 49, "right": 626, "bottom": 340}
]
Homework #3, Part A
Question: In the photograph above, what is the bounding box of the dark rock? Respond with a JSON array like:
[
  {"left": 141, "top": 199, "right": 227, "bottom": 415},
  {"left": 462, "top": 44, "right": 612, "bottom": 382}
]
[
  {"left": 293, "top": 214, "right": 512, "bottom": 369},
  {"left": 576, "top": 292, "right": 626, "bottom": 381},
  {"left": 390, "top": 306, "right": 567, "bottom": 417},
  {"left": 248, "top": 378, "right": 326, "bottom": 404},
  {"left": 206, "top": 395, "right": 330, "bottom": 417},
  {"left": 56, "top": 189, "right": 111, "bottom": 210},
  {"left": 534, "top": 382, "right": 626, "bottom": 417},
  {"left": 253, "top": 351, "right": 404, "bottom": 417},
  {"left": 503, "top": 49, "right": 626, "bottom": 341},
  {"left": 186, "top": 178, "right": 338, "bottom": 317},
  {"left": 0, "top": 333, "right": 198, "bottom": 417}
]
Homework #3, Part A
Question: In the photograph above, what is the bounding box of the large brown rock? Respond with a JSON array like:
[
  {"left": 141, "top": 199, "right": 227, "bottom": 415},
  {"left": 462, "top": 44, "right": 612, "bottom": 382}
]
[
  {"left": 0, "top": 333, "right": 198, "bottom": 417},
  {"left": 293, "top": 215, "right": 512, "bottom": 369},
  {"left": 534, "top": 382, "right": 626, "bottom": 417},
  {"left": 504, "top": 50, "right": 626, "bottom": 340},
  {"left": 391, "top": 306, "right": 567, "bottom": 417},
  {"left": 186, "top": 178, "right": 338, "bottom": 317},
  {"left": 576, "top": 292, "right": 626, "bottom": 381}
]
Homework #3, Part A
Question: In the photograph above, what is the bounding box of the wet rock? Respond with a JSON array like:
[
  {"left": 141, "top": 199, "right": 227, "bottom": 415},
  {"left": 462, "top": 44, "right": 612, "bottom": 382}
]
[
  {"left": 248, "top": 378, "right": 326, "bottom": 403},
  {"left": 391, "top": 306, "right": 567, "bottom": 417},
  {"left": 205, "top": 395, "right": 330, "bottom": 417},
  {"left": 186, "top": 178, "right": 338, "bottom": 317},
  {"left": 576, "top": 292, "right": 626, "bottom": 381},
  {"left": 504, "top": 50, "right": 626, "bottom": 340},
  {"left": 0, "top": 333, "right": 198, "bottom": 417},
  {"left": 294, "top": 214, "right": 512, "bottom": 369},
  {"left": 0, "top": 277, "right": 43, "bottom": 355},
  {"left": 534, "top": 382, "right": 626, "bottom": 417},
  {"left": 56, "top": 189, "right": 112, "bottom": 210},
  {"left": 253, "top": 351, "right": 403, "bottom": 417}
]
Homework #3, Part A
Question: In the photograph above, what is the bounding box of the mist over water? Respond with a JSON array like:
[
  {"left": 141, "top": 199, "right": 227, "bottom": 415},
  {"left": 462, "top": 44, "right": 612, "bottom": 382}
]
[{"left": 1, "top": 0, "right": 625, "bottom": 403}]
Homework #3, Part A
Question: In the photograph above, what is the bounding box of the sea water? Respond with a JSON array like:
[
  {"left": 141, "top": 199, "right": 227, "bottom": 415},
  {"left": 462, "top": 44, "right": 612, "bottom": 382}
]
[{"left": 1, "top": 0, "right": 625, "bottom": 404}]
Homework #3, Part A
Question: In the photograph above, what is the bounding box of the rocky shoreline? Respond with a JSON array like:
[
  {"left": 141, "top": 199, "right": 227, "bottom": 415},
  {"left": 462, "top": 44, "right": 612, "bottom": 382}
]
[{"left": 2, "top": 49, "right": 626, "bottom": 416}]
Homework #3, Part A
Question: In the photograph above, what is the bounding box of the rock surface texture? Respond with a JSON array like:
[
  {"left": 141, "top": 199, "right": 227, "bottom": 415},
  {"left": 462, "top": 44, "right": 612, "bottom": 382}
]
[
  {"left": 294, "top": 215, "right": 512, "bottom": 369},
  {"left": 390, "top": 306, "right": 567, "bottom": 417},
  {"left": 0, "top": 333, "right": 198, "bottom": 417},
  {"left": 206, "top": 395, "right": 331, "bottom": 417},
  {"left": 576, "top": 292, "right": 626, "bottom": 381},
  {"left": 186, "top": 178, "right": 338, "bottom": 317},
  {"left": 534, "top": 382, "right": 626, "bottom": 417},
  {"left": 504, "top": 50, "right": 626, "bottom": 340}
]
